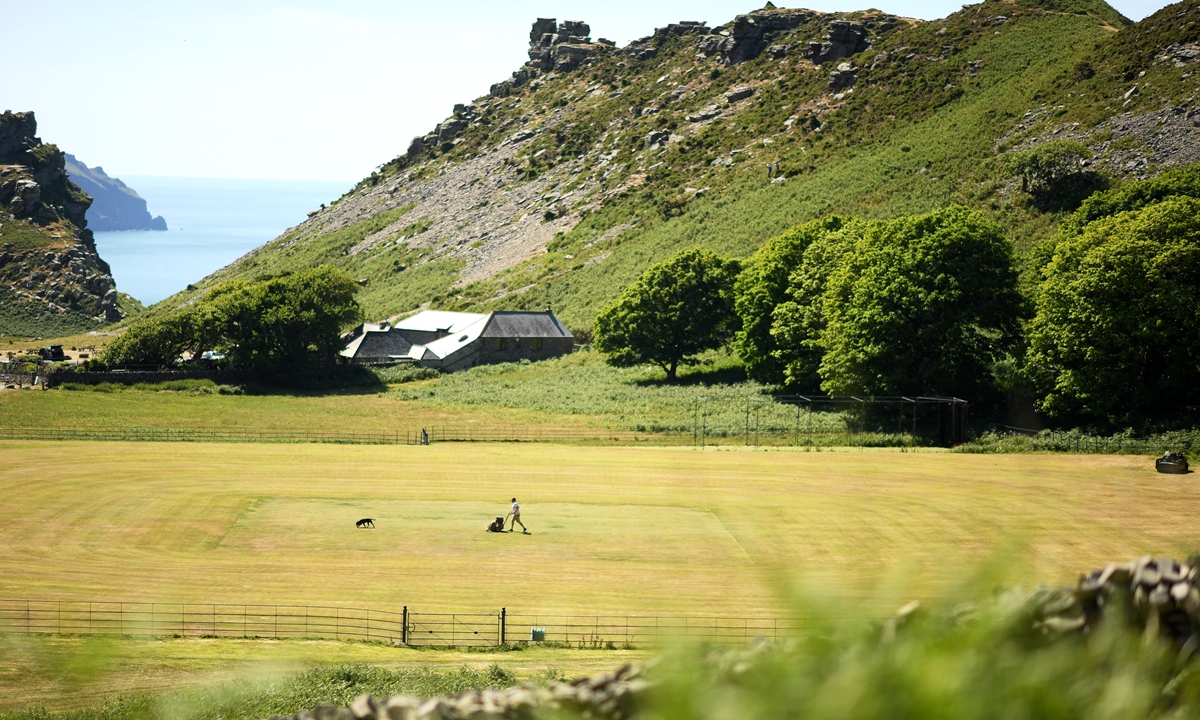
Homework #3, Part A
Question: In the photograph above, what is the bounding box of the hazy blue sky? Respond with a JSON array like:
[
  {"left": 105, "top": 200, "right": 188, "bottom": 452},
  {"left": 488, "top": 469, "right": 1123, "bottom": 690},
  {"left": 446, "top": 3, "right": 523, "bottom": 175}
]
[{"left": 5, "top": 0, "right": 1170, "bottom": 182}]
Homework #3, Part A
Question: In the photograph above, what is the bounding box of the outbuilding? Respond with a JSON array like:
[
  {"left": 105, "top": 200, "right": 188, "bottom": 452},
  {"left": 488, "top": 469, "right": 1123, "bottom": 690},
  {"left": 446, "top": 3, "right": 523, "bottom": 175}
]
[{"left": 340, "top": 310, "right": 574, "bottom": 371}]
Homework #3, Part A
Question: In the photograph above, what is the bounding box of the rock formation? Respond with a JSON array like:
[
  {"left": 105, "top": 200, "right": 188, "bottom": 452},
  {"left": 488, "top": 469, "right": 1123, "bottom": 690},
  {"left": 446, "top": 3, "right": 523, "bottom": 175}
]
[
  {"left": 64, "top": 154, "right": 166, "bottom": 231},
  {"left": 0, "top": 110, "right": 126, "bottom": 333},
  {"left": 802, "top": 20, "right": 871, "bottom": 64}
]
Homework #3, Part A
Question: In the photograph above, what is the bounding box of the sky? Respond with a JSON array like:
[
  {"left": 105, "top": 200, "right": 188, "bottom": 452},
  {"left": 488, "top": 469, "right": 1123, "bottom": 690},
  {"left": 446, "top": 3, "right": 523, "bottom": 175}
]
[{"left": 4, "top": 0, "right": 1173, "bottom": 183}]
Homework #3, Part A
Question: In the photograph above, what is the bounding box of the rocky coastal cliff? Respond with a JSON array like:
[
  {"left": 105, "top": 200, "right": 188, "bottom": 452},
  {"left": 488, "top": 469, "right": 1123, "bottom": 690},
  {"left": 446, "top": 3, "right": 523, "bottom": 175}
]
[
  {"left": 0, "top": 110, "right": 128, "bottom": 336},
  {"left": 65, "top": 154, "right": 166, "bottom": 232}
]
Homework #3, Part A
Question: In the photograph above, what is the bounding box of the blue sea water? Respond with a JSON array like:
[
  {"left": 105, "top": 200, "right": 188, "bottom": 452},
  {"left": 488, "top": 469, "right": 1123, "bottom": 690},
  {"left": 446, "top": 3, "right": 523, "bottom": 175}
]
[{"left": 92, "top": 176, "right": 352, "bottom": 305}]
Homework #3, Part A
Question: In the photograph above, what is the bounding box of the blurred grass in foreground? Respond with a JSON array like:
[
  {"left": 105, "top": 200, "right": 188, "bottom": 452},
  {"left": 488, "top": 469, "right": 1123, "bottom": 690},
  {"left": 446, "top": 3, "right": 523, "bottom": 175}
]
[
  {"left": 646, "top": 590, "right": 1200, "bottom": 720},
  {"left": 7, "top": 581, "right": 1200, "bottom": 720}
]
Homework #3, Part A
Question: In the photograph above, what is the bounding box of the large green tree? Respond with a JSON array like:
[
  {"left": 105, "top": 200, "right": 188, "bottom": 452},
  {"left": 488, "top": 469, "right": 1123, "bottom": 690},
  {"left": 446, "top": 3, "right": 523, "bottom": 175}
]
[
  {"left": 1025, "top": 196, "right": 1200, "bottom": 426},
  {"left": 100, "top": 312, "right": 197, "bottom": 367},
  {"left": 101, "top": 266, "right": 362, "bottom": 371},
  {"left": 733, "top": 217, "right": 849, "bottom": 384},
  {"left": 595, "top": 248, "right": 741, "bottom": 381},
  {"left": 198, "top": 267, "right": 363, "bottom": 370},
  {"left": 768, "top": 221, "right": 861, "bottom": 389},
  {"left": 768, "top": 206, "right": 1024, "bottom": 397}
]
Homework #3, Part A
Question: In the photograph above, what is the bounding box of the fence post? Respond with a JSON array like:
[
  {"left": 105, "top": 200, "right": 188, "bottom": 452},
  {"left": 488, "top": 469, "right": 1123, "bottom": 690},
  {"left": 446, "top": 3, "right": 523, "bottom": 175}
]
[
  {"left": 336, "top": 607, "right": 340, "bottom": 640},
  {"left": 25, "top": 601, "right": 29, "bottom": 634},
  {"left": 402, "top": 606, "right": 408, "bottom": 645},
  {"left": 500, "top": 607, "right": 506, "bottom": 647}
]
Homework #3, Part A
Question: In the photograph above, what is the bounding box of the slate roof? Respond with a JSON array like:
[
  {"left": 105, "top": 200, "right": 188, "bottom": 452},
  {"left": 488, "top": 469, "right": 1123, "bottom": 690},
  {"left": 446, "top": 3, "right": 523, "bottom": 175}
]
[
  {"left": 341, "top": 326, "right": 414, "bottom": 359},
  {"left": 481, "top": 311, "right": 573, "bottom": 338}
]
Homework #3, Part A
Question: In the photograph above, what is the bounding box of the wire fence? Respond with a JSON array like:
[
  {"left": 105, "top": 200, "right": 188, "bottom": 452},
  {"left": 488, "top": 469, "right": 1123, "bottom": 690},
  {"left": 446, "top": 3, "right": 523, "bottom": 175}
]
[
  {"left": 0, "top": 425, "right": 666, "bottom": 446},
  {"left": 0, "top": 600, "right": 811, "bottom": 648}
]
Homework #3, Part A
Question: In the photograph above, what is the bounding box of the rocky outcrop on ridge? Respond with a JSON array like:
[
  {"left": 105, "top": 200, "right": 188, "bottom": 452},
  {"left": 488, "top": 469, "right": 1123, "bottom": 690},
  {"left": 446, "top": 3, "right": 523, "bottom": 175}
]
[
  {"left": 0, "top": 111, "right": 126, "bottom": 334},
  {"left": 65, "top": 154, "right": 167, "bottom": 232}
]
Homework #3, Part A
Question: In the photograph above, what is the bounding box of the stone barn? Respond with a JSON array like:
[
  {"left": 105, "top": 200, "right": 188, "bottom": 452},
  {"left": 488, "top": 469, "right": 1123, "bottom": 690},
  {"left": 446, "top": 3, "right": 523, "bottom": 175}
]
[{"left": 341, "top": 310, "right": 574, "bottom": 371}]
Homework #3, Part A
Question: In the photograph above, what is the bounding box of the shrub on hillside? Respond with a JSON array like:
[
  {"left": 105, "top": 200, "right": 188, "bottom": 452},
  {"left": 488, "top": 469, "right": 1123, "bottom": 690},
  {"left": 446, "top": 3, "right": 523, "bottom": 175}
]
[
  {"left": 1006, "top": 139, "right": 1106, "bottom": 210},
  {"left": 1056, "top": 161, "right": 1200, "bottom": 238}
]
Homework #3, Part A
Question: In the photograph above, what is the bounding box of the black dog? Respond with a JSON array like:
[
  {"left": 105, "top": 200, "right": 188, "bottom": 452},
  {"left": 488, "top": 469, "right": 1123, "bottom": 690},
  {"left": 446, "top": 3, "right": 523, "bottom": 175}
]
[{"left": 356, "top": 518, "right": 375, "bottom": 528}]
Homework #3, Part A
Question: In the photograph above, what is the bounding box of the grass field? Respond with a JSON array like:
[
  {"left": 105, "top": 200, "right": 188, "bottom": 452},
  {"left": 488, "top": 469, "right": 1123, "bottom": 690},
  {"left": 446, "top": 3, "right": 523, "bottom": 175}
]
[{"left": 1, "top": 442, "right": 1196, "bottom": 617}]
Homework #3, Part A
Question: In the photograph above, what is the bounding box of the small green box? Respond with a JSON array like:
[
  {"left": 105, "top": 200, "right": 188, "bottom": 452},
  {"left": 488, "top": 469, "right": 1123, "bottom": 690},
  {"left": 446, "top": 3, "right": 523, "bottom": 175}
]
[{"left": 530, "top": 627, "right": 546, "bottom": 642}]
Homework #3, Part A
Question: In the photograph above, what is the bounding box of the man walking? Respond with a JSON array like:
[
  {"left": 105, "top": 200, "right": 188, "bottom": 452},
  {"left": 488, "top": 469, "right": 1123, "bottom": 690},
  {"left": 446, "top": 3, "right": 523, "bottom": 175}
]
[{"left": 507, "top": 497, "right": 528, "bottom": 534}]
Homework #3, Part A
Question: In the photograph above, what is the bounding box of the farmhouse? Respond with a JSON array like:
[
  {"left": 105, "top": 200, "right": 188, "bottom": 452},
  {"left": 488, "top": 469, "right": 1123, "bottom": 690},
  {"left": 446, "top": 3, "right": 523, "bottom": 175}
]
[{"left": 340, "top": 309, "right": 574, "bottom": 371}]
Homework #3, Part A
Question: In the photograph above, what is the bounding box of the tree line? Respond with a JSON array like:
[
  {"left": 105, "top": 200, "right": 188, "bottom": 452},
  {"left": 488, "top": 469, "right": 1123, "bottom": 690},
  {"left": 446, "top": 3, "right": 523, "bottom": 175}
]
[
  {"left": 100, "top": 267, "right": 362, "bottom": 371},
  {"left": 594, "top": 164, "right": 1200, "bottom": 430}
]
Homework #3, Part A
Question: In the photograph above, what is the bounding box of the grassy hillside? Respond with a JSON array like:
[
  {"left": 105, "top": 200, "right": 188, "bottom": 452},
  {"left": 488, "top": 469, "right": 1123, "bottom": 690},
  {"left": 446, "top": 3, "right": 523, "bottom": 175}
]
[{"left": 147, "top": 0, "right": 1199, "bottom": 332}]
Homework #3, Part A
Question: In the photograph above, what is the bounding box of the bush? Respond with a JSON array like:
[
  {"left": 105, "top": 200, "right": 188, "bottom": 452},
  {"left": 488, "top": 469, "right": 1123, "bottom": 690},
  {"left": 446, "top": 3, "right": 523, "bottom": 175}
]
[
  {"left": 1006, "top": 140, "right": 1106, "bottom": 210},
  {"left": 369, "top": 364, "right": 440, "bottom": 384}
]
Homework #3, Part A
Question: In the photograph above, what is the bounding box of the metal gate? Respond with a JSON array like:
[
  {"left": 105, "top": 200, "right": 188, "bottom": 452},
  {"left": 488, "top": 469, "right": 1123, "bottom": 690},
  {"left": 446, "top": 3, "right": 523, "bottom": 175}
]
[{"left": 404, "top": 611, "right": 501, "bottom": 647}]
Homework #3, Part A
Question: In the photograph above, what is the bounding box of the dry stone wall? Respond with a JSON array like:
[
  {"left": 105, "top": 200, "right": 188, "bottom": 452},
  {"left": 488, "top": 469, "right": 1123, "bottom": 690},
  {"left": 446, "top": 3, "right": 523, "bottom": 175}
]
[{"left": 274, "top": 665, "right": 647, "bottom": 720}]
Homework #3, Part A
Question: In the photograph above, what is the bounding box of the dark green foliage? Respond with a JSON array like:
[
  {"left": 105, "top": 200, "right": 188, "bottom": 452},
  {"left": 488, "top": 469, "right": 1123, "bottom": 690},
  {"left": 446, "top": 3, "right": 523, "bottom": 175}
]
[
  {"left": 1025, "top": 196, "right": 1200, "bottom": 426},
  {"left": 818, "top": 207, "right": 1023, "bottom": 397},
  {"left": 100, "top": 312, "right": 197, "bottom": 367},
  {"left": 595, "top": 249, "right": 741, "bottom": 381},
  {"left": 763, "top": 207, "right": 1023, "bottom": 398},
  {"left": 733, "top": 217, "right": 849, "bottom": 385},
  {"left": 1058, "top": 163, "right": 1200, "bottom": 237},
  {"left": 101, "top": 266, "right": 363, "bottom": 371},
  {"left": 195, "top": 267, "right": 362, "bottom": 370},
  {"left": 1006, "top": 140, "right": 1105, "bottom": 210}
]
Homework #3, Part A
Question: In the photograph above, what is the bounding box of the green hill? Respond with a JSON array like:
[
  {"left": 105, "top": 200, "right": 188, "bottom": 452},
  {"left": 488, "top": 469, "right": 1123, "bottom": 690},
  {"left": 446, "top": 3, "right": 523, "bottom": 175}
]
[{"left": 157, "top": 0, "right": 1198, "bottom": 334}]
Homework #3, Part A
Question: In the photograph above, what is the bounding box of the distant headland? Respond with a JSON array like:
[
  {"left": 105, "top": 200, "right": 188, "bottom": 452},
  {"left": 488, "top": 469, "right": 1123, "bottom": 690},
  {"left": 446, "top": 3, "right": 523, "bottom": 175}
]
[{"left": 65, "top": 154, "right": 166, "bottom": 231}]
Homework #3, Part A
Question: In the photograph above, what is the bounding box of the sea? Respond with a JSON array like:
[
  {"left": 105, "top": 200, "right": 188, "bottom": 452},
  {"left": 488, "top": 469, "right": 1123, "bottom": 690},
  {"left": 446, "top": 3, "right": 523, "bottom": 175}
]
[{"left": 91, "top": 176, "right": 353, "bottom": 306}]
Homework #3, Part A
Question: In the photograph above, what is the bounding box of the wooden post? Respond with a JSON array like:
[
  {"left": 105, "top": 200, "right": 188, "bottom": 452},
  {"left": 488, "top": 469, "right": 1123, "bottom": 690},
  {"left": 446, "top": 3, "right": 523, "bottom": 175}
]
[
  {"left": 402, "top": 606, "right": 408, "bottom": 645},
  {"left": 500, "top": 607, "right": 506, "bottom": 646}
]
